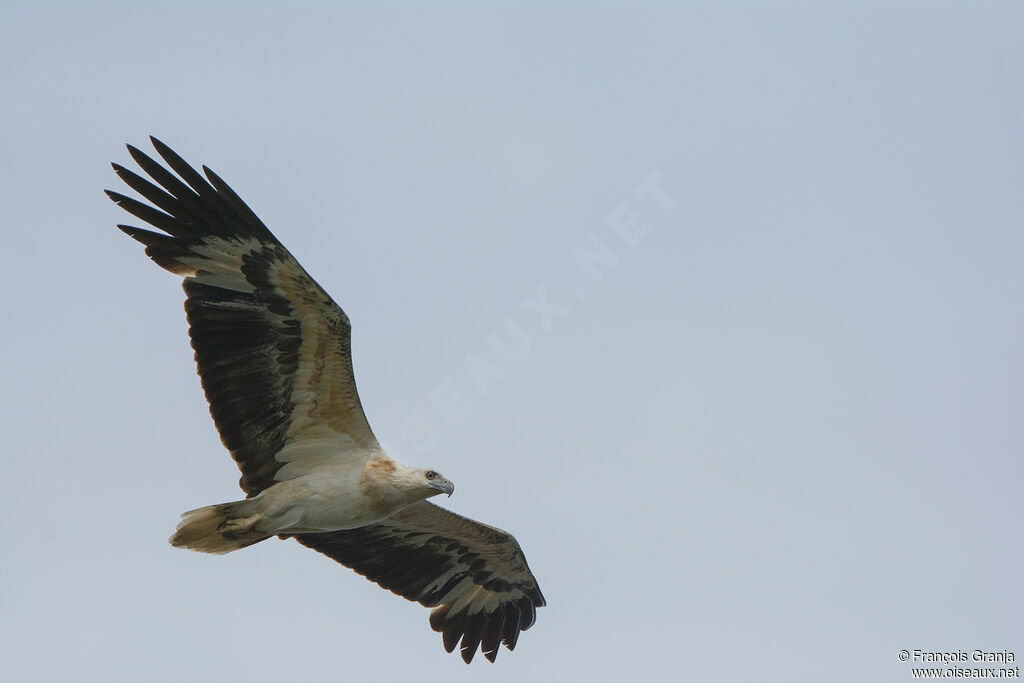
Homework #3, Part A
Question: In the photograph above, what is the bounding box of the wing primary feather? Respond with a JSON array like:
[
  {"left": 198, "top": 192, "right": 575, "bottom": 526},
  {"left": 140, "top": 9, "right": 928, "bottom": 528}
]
[
  {"left": 202, "top": 164, "right": 271, "bottom": 237},
  {"left": 105, "top": 191, "right": 184, "bottom": 235},
  {"left": 126, "top": 144, "right": 208, "bottom": 218},
  {"left": 148, "top": 137, "right": 238, "bottom": 224},
  {"left": 149, "top": 137, "right": 218, "bottom": 197},
  {"left": 117, "top": 225, "right": 178, "bottom": 249},
  {"left": 441, "top": 609, "right": 468, "bottom": 654},
  {"left": 502, "top": 604, "right": 522, "bottom": 650},
  {"left": 429, "top": 605, "right": 450, "bottom": 633},
  {"left": 480, "top": 611, "right": 506, "bottom": 663},
  {"left": 518, "top": 597, "right": 537, "bottom": 631},
  {"left": 111, "top": 163, "right": 200, "bottom": 223},
  {"left": 459, "top": 612, "right": 488, "bottom": 664}
]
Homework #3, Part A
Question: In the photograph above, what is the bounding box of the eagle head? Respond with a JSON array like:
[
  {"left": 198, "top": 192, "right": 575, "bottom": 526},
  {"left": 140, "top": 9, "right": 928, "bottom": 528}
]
[{"left": 421, "top": 468, "right": 455, "bottom": 497}]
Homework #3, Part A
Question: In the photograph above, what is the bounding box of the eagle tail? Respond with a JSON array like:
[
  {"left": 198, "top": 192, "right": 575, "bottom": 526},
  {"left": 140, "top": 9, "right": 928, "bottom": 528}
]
[{"left": 170, "top": 501, "right": 270, "bottom": 554}]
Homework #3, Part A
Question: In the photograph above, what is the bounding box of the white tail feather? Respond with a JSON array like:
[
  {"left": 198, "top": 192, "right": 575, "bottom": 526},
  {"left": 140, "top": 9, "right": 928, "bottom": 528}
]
[{"left": 169, "top": 501, "right": 269, "bottom": 554}]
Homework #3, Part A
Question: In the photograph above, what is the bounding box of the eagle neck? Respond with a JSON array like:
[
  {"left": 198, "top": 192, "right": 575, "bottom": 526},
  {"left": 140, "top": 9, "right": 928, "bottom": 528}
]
[{"left": 360, "top": 458, "right": 428, "bottom": 514}]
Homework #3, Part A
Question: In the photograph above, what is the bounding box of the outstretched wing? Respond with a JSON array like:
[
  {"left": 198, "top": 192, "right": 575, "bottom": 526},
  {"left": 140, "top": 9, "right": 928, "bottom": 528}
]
[
  {"left": 107, "top": 137, "right": 378, "bottom": 495},
  {"left": 294, "top": 501, "right": 546, "bottom": 663}
]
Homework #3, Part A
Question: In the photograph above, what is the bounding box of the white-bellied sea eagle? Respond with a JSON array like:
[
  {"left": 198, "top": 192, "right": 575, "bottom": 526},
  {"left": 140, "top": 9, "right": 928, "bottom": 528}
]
[{"left": 106, "top": 137, "right": 545, "bottom": 664}]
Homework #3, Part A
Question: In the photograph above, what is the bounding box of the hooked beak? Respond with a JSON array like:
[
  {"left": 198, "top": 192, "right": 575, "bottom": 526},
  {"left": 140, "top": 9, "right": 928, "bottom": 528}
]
[{"left": 440, "top": 479, "right": 455, "bottom": 497}]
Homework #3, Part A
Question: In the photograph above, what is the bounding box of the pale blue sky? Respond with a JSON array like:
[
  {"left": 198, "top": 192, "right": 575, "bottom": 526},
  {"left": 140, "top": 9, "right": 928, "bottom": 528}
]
[{"left": 2, "top": 3, "right": 1022, "bottom": 682}]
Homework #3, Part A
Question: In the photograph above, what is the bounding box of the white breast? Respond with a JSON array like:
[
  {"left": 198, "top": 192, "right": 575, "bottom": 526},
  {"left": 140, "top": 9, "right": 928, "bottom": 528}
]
[{"left": 251, "top": 464, "right": 388, "bottom": 533}]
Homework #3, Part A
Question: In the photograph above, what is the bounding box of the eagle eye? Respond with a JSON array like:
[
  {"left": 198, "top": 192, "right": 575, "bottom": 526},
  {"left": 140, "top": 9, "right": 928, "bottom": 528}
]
[{"left": 426, "top": 471, "right": 436, "bottom": 480}]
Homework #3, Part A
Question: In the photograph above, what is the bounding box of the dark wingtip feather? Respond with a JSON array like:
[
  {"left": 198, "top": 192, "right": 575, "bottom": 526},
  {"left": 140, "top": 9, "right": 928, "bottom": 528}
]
[
  {"left": 459, "top": 613, "right": 487, "bottom": 664},
  {"left": 429, "top": 605, "right": 450, "bottom": 632},
  {"left": 149, "top": 137, "right": 192, "bottom": 177},
  {"left": 519, "top": 597, "right": 537, "bottom": 631},
  {"left": 149, "top": 136, "right": 180, "bottom": 166},
  {"left": 126, "top": 143, "right": 158, "bottom": 170},
  {"left": 442, "top": 628, "right": 461, "bottom": 654},
  {"left": 104, "top": 191, "right": 182, "bottom": 234},
  {"left": 502, "top": 605, "right": 522, "bottom": 651},
  {"left": 116, "top": 224, "right": 145, "bottom": 243},
  {"left": 202, "top": 163, "right": 270, "bottom": 237},
  {"left": 117, "top": 224, "right": 162, "bottom": 242},
  {"left": 112, "top": 161, "right": 197, "bottom": 221},
  {"left": 124, "top": 141, "right": 209, "bottom": 223},
  {"left": 149, "top": 137, "right": 212, "bottom": 190},
  {"left": 480, "top": 612, "right": 505, "bottom": 663},
  {"left": 441, "top": 609, "right": 468, "bottom": 654}
]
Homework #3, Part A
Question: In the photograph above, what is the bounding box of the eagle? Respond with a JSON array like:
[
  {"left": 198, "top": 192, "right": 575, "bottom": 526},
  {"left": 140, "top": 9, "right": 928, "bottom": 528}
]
[{"left": 106, "top": 137, "right": 545, "bottom": 664}]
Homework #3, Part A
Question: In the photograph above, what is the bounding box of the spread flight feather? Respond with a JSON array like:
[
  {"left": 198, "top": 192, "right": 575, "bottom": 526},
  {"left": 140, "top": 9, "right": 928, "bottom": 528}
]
[{"left": 107, "top": 137, "right": 545, "bottom": 664}]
